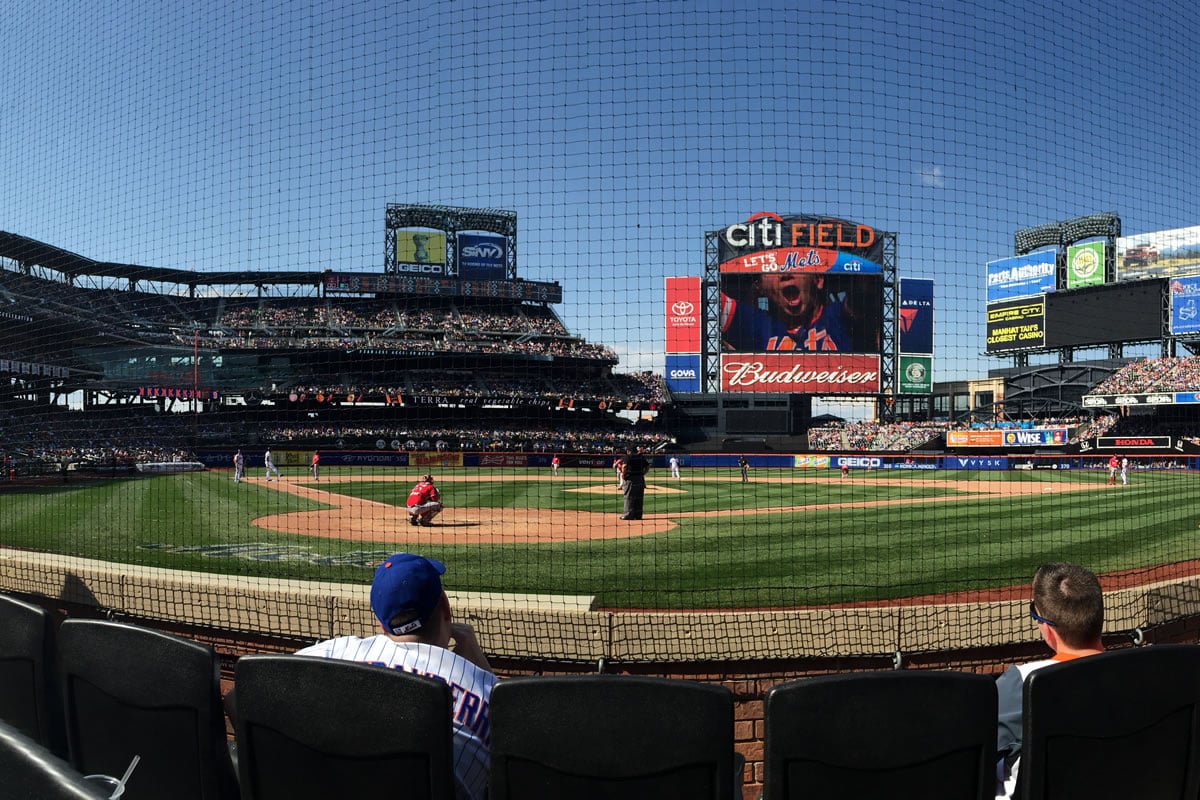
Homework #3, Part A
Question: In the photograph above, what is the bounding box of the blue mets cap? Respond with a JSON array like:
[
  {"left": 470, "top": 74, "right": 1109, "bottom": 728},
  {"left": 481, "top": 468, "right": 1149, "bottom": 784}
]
[{"left": 370, "top": 553, "right": 446, "bottom": 635}]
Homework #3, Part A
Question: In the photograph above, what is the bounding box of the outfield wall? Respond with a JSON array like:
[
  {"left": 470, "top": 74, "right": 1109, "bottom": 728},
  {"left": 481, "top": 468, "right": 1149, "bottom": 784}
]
[{"left": 3, "top": 549, "right": 1197, "bottom": 663}]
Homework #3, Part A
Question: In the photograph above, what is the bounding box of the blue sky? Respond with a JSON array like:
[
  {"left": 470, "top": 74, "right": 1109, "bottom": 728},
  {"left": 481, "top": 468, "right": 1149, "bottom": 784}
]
[{"left": 3, "top": 0, "right": 1199, "bottom": 389}]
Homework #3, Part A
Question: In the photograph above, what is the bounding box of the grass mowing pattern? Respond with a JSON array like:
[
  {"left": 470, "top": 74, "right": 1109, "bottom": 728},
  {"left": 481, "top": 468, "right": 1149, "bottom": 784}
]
[{"left": 2, "top": 468, "right": 1198, "bottom": 608}]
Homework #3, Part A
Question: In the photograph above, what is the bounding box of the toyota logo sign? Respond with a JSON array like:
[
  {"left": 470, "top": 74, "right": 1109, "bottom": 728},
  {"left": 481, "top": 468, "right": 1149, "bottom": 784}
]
[{"left": 671, "top": 301, "right": 694, "bottom": 316}]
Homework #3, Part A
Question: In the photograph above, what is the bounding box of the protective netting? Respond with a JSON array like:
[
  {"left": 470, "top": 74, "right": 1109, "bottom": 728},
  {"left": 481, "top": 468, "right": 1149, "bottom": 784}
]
[{"left": 3, "top": 0, "right": 1200, "bottom": 664}]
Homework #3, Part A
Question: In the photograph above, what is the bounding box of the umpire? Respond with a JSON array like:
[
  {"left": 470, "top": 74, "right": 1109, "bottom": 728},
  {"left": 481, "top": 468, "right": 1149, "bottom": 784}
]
[{"left": 619, "top": 448, "right": 650, "bottom": 520}]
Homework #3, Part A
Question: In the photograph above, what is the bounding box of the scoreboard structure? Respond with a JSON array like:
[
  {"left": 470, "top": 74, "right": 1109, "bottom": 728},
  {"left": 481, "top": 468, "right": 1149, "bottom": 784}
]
[
  {"left": 384, "top": 203, "right": 518, "bottom": 280},
  {"left": 986, "top": 213, "right": 1195, "bottom": 365}
]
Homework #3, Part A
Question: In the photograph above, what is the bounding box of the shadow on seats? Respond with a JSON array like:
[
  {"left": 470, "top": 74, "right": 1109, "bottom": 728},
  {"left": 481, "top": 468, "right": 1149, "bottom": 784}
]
[
  {"left": 489, "top": 674, "right": 737, "bottom": 800},
  {"left": 1021, "top": 644, "right": 1200, "bottom": 800},
  {"left": 58, "top": 619, "right": 239, "bottom": 800},
  {"left": 232, "top": 654, "right": 456, "bottom": 800},
  {"left": 763, "top": 670, "right": 998, "bottom": 800}
]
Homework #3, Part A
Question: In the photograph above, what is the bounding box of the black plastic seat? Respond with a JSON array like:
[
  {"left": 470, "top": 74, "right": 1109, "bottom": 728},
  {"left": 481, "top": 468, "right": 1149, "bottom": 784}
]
[
  {"left": 57, "top": 619, "right": 239, "bottom": 800},
  {"left": 762, "top": 670, "right": 998, "bottom": 800},
  {"left": 0, "top": 717, "right": 108, "bottom": 799},
  {"left": 232, "top": 654, "right": 456, "bottom": 800},
  {"left": 489, "top": 674, "right": 736, "bottom": 800},
  {"left": 1021, "top": 644, "right": 1200, "bottom": 800},
  {"left": 0, "top": 592, "right": 67, "bottom": 756}
]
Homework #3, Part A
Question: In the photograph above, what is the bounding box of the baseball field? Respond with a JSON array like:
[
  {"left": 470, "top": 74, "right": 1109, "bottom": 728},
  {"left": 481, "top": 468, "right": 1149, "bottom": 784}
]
[{"left": 3, "top": 465, "right": 1197, "bottom": 610}]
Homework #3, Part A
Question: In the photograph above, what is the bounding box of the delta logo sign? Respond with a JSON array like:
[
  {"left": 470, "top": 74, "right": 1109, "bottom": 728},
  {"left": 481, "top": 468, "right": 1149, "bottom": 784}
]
[{"left": 717, "top": 212, "right": 883, "bottom": 275}]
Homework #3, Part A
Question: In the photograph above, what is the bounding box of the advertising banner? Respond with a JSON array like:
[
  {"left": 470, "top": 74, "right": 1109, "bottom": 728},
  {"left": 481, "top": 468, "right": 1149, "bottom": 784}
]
[
  {"left": 456, "top": 233, "right": 506, "bottom": 279},
  {"left": 1097, "top": 436, "right": 1172, "bottom": 449},
  {"left": 1117, "top": 224, "right": 1200, "bottom": 281},
  {"left": 986, "top": 297, "right": 1045, "bottom": 352},
  {"left": 833, "top": 456, "right": 883, "bottom": 470},
  {"left": 986, "top": 251, "right": 1056, "bottom": 303},
  {"left": 943, "top": 456, "right": 1009, "bottom": 470},
  {"left": 720, "top": 353, "right": 879, "bottom": 394},
  {"left": 794, "top": 455, "right": 831, "bottom": 468},
  {"left": 665, "top": 354, "right": 702, "bottom": 393},
  {"left": 898, "top": 355, "right": 932, "bottom": 394},
  {"left": 1082, "top": 392, "right": 1175, "bottom": 407},
  {"left": 395, "top": 231, "right": 446, "bottom": 266},
  {"left": 1170, "top": 275, "right": 1200, "bottom": 335},
  {"left": 665, "top": 276, "right": 702, "bottom": 353},
  {"left": 321, "top": 273, "right": 562, "bottom": 302},
  {"left": 1001, "top": 428, "right": 1069, "bottom": 447},
  {"left": 1066, "top": 241, "right": 1105, "bottom": 289},
  {"left": 898, "top": 278, "right": 934, "bottom": 354},
  {"left": 946, "top": 430, "right": 1004, "bottom": 447},
  {"left": 716, "top": 213, "right": 882, "bottom": 273}
]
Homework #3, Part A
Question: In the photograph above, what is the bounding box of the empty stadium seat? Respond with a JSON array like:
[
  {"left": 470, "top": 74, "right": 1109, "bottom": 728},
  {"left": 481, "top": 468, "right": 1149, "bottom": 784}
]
[
  {"left": 232, "top": 654, "right": 456, "bottom": 800},
  {"left": 0, "top": 592, "right": 67, "bottom": 756},
  {"left": 0, "top": 717, "right": 108, "bottom": 799},
  {"left": 762, "top": 670, "right": 998, "bottom": 800},
  {"left": 489, "top": 674, "right": 737, "bottom": 800},
  {"left": 1020, "top": 644, "right": 1200, "bottom": 800},
  {"left": 57, "top": 619, "right": 239, "bottom": 800}
]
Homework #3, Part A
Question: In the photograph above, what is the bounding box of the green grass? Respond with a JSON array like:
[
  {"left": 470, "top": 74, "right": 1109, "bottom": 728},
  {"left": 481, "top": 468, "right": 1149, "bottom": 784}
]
[{"left": 2, "top": 467, "right": 1198, "bottom": 609}]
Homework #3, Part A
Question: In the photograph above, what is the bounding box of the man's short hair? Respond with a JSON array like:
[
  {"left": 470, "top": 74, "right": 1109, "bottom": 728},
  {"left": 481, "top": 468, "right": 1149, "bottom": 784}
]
[{"left": 1032, "top": 562, "right": 1104, "bottom": 647}]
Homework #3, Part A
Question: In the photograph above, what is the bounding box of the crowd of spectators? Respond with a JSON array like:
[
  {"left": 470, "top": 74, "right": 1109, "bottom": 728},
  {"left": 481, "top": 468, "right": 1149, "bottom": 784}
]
[
  {"left": 1, "top": 270, "right": 616, "bottom": 362},
  {"left": 263, "top": 370, "right": 669, "bottom": 408},
  {"left": 0, "top": 407, "right": 192, "bottom": 467},
  {"left": 258, "top": 420, "right": 671, "bottom": 453},
  {"left": 806, "top": 421, "right": 953, "bottom": 451},
  {"left": 1089, "top": 356, "right": 1200, "bottom": 395}
]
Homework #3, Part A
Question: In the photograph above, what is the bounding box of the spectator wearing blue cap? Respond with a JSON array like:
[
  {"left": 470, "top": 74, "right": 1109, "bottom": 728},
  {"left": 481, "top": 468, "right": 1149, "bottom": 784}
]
[{"left": 295, "top": 553, "right": 495, "bottom": 800}]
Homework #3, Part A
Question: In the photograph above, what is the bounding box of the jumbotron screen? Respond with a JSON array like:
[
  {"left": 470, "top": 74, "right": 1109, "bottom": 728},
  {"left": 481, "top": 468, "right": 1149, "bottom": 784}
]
[{"left": 715, "top": 213, "right": 883, "bottom": 394}]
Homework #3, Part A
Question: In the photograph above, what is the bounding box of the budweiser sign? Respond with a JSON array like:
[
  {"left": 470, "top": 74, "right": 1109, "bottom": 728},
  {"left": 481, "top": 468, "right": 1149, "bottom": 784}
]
[{"left": 721, "top": 354, "right": 880, "bottom": 393}]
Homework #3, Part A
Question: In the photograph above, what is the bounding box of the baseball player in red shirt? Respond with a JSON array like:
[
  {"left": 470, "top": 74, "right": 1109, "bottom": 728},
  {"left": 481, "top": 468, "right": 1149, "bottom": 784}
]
[
  {"left": 407, "top": 474, "right": 444, "bottom": 527},
  {"left": 1107, "top": 455, "right": 1119, "bottom": 485}
]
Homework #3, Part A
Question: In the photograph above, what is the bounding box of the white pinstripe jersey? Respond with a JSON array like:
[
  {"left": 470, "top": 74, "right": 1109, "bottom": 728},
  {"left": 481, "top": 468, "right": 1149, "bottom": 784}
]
[{"left": 296, "top": 635, "right": 496, "bottom": 800}]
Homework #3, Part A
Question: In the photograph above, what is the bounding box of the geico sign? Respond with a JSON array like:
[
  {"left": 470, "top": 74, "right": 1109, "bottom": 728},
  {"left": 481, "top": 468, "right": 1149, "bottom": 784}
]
[
  {"left": 394, "top": 263, "right": 444, "bottom": 274},
  {"left": 668, "top": 369, "right": 697, "bottom": 379},
  {"left": 840, "top": 457, "right": 881, "bottom": 468}
]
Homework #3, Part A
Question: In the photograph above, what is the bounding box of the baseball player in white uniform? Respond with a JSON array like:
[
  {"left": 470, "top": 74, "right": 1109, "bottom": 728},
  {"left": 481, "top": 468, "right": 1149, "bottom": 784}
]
[
  {"left": 295, "top": 554, "right": 496, "bottom": 800},
  {"left": 264, "top": 448, "right": 281, "bottom": 481},
  {"left": 669, "top": 455, "right": 681, "bottom": 479},
  {"left": 233, "top": 449, "right": 244, "bottom": 483}
]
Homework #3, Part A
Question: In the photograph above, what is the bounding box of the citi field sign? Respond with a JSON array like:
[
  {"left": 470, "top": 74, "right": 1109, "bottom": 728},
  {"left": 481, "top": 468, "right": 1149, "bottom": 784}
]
[{"left": 717, "top": 213, "right": 883, "bottom": 274}]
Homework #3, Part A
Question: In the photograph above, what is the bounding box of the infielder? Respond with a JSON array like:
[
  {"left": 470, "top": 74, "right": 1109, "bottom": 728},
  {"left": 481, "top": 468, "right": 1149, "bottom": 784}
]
[
  {"left": 551, "top": 455, "right": 560, "bottom": 477},
  {"left": 406, "top": 474, "right": 444, "bottom": 527},
  {"left": 1120, "top": 456, "right": 1129, "bottom": 486},
  {"left": 669, "top": 455, "right": 681, "bottom": 479},
  {"left": 1107, "top": 455, "right": 1119, "bottom": 486},
  {"left": 294, "top": 554, "right": 495, "bottom": 800},
  {"left": 311, "top": 451, "right": 320, "bottom": 481},
  {"left": 264, "top": 448, "right": 281, "bottom": 481},
  {"left": 232, "top": 449, "right": 244, "bottom": 483}
]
